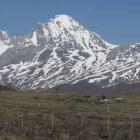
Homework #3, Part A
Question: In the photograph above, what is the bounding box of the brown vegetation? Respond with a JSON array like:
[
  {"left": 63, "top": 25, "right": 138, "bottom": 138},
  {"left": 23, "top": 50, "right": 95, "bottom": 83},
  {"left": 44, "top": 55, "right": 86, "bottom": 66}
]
[{"left": 0, "top": 89, "right": 139, "bottom": 139}]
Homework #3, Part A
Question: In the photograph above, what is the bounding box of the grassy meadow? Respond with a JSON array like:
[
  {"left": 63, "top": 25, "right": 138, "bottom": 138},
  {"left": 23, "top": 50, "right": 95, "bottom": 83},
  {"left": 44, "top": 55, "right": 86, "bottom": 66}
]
[{"left": 0, "top": 89, "right": 140, "bottom": 140}]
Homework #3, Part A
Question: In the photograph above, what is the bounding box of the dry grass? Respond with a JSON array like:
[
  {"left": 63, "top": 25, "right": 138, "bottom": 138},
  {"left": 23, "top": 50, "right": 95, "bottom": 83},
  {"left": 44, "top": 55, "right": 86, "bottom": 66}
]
[{"left": 0, "top": 89, "right": 140, "bottom": 139}]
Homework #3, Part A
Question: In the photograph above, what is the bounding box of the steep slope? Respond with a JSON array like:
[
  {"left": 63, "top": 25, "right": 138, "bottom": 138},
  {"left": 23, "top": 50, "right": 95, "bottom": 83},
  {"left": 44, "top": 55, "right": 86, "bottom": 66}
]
[
  {"left": 0, "top": 30, "right": 13, "bottom": 55},
  {"left": 0, "top": 15, "right": 140, "bottom": 92}
]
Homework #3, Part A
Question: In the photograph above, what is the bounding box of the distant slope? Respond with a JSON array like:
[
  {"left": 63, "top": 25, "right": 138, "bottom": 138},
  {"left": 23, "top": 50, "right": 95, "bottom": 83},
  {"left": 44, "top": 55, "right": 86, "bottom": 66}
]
[
  {"left": 50, "top": 81, "right": 140, "bottom": 94},
  {"left": 0, "top": 84, "right": 16, "bottom": 91}
]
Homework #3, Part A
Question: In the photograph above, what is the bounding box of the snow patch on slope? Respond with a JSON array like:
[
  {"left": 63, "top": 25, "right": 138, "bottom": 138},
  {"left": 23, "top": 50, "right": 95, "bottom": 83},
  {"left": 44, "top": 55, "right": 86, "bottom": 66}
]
[
  {"left": 103, "top": 41, "right": 118, "bottom": 49},
  {"left": 0, "top": 45, "right": 13, "bottom": 55}
]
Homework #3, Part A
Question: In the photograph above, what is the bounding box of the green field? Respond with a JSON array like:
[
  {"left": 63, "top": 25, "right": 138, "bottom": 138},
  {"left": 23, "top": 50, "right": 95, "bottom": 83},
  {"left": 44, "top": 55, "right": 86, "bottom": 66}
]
[{"left": 0, "top": 89, "right": 140, "bottom": 140}]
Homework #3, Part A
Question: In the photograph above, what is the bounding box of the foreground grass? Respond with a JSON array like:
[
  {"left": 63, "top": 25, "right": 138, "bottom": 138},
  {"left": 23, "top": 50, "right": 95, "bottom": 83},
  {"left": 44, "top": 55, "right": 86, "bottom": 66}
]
[{"left": 0, "top": 89, "right": 140, "bottom": 139}]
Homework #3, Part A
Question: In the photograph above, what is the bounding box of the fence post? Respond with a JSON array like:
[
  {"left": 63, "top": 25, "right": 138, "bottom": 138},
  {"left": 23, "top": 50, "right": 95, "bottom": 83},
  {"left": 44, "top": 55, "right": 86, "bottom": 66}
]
[
  {"left": 52, "top": 113, "right": 54, "bottom": 131},
  {"left": 107, "top": 105, "right": 110, "bottom": 136},
  {"left": 131, "top": 117, "right": 133, "bottom": 136},
  {"left": 22, "top": 118, "right": 24, "bottom": 128},
  {"left": 108, "top": 105, "right": 110, "bottom": 113},
  {"left": 82, "top": 116, "right": 84, "bottom": 129},
  {"left": 108, "top": 116, "right": 110, "bottom": 136},
  {"left": 39, "top": 102, "right": 41, "bottom": 107}
]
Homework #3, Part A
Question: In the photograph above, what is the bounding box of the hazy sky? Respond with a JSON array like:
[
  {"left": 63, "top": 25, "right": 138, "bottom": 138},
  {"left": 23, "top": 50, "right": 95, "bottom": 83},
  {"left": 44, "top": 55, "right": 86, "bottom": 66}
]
[{"left": 0, "top": 0, "right": 140, "bottom": 45}]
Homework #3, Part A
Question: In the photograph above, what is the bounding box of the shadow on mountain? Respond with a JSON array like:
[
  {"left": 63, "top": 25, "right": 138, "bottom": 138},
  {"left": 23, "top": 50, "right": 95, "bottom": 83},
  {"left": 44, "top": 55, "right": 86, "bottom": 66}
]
[
  {"left": 50, "top": 81, "right": 140, "bottom": 94},
  {"left": 0, "top": 84, "right": 16, "bottom": 91}
]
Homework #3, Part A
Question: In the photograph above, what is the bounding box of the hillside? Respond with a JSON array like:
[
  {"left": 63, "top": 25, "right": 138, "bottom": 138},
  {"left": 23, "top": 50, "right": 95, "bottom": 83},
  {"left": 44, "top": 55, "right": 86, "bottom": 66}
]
[{"left": 0, "top": 84, "right": 16, "bottom": 91}]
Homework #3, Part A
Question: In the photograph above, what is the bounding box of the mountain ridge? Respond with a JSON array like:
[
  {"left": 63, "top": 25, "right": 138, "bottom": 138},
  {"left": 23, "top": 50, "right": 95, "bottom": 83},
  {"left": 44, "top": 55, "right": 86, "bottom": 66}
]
[{"left": 0, "top": 15, "right": 140, "bottom": 93}]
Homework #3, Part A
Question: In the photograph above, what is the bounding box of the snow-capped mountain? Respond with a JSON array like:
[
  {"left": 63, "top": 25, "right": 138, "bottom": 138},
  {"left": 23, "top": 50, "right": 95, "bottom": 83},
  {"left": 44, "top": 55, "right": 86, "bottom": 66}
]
[{"left": 0, "top": 15, "right": 140, "bottom": 92}]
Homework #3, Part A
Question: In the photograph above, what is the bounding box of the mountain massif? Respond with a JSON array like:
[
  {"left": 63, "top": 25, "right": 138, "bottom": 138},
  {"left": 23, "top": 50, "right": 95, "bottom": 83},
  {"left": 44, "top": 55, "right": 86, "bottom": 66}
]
[{"left": 0, "top": 15, "right": 140, "bottom": 93}]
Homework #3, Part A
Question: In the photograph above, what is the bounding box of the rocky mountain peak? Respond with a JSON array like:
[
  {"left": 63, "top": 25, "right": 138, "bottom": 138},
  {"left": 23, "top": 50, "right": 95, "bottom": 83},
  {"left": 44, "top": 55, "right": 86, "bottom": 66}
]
[
  {"left": 0, "top": 15, "right": 139, "bottom": 93},
  {"left": 51, "top": 14, "right": 74, "bottom": 25},
  {"left": 0, "top": 29, "right": 10, "bottom": 41}
]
